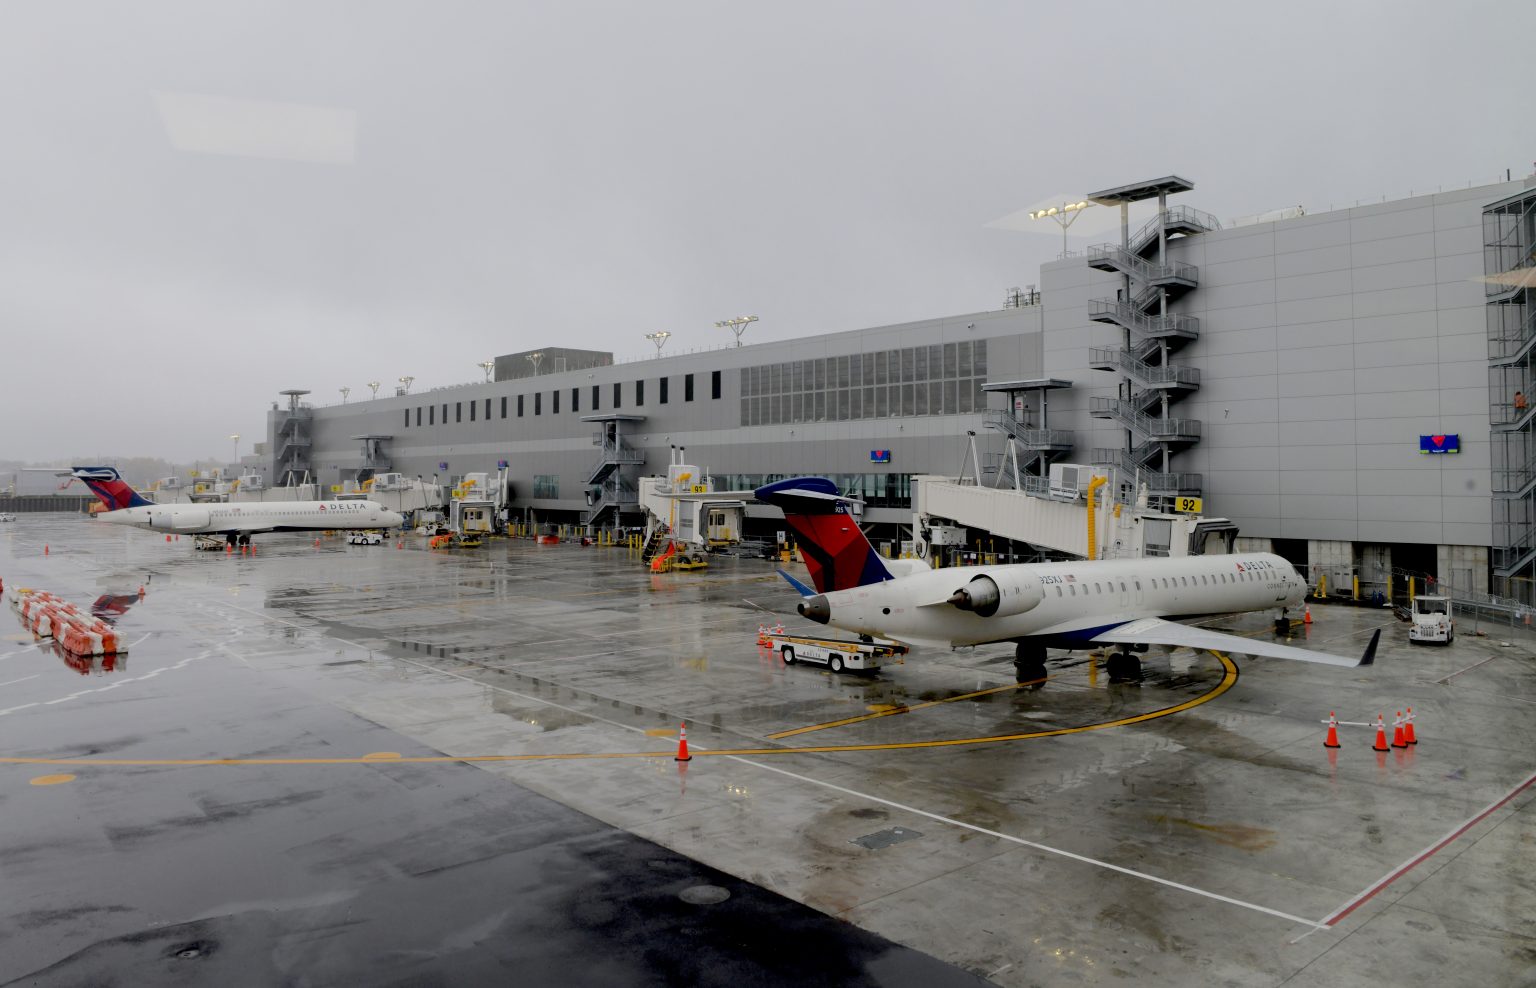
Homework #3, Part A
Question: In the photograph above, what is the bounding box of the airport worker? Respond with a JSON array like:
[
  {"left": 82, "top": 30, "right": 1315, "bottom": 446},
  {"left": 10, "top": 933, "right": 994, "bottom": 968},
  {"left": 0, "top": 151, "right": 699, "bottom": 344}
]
[{"left": 1516, "top": 391, "right": 1528, "bottom": 412}]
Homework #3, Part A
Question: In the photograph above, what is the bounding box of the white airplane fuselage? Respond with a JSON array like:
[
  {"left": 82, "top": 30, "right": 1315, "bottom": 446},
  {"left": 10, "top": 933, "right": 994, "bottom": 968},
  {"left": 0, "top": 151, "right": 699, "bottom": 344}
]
[
  {"left": 813, "top": 552, "right": 1306, "bottom": 648},
  {"left": 96, "top": 499, "right": 403, "bottom": 536}
]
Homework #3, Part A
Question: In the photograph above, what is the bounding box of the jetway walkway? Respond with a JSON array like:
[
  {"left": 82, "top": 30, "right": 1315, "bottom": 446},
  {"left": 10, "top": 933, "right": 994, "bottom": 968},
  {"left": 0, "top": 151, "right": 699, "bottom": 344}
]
[{"left": 915, "top": 477, "right": 1089, "bottom": 558}]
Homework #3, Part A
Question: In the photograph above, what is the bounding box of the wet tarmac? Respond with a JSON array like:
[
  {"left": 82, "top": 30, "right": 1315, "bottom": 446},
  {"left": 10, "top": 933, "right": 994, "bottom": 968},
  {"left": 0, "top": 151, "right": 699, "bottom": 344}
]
[{"left": 2, "top": 516, "right": 1534, "bottom": 986}]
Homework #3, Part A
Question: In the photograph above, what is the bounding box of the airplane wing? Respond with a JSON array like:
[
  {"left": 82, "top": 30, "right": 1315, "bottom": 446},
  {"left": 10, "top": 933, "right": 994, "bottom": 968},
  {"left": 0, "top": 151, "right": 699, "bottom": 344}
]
[{"left": 1091, "top": 617, "right": 1379, "bottom": 668}]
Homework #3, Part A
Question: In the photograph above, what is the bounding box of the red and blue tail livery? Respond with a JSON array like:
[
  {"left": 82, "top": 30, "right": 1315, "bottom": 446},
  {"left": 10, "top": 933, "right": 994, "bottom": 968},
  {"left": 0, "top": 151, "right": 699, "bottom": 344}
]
[
  {"left": 754, "top": 477, "right": 892, "bottom": 594},
  {"left": 72, "top": 467, "right": 154, "bottom": 510}
]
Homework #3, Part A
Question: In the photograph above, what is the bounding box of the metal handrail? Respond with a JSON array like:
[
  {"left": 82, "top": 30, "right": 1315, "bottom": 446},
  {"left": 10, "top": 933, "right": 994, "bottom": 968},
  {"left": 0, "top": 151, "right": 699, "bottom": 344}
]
[
  {"left": 982, "top": 410, "right": 1073, "bottom": 447},
  {"left": 1087, "top": 449, "right": 1202, "bottom": 493},
  {"left": 1088, "top": 300, "right": 1201, "bottom": 338},
  {"left": 1089, "top": 397, "right": 1202, "bottom": 439},
  {"left": 1087, "top": 347, "right": 1200, "bottom": 387},
  {"left": 1128, "top": 205, "right": 1222, "bottom": 256},
  {"left": 1086, "top": 244, "right": 1199, "bottom": 286}
]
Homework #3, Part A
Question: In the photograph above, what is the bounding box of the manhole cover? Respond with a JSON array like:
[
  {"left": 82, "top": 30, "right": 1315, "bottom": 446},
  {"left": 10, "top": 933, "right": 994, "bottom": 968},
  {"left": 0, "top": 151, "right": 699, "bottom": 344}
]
[
  {"left": 850, "top": 826, "right": 923, "bottom": 850},
  {"left": 678, "top": 884, "right": 731, "bottom": 905}
]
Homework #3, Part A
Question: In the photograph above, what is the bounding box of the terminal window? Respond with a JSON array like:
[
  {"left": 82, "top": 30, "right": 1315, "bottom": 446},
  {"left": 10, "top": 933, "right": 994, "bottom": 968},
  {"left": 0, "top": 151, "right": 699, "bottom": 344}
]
[
  {"left": 659, "top": 378, "right": 668, "bottom": 404},
  {"left": 635, "top": 380, "right": 645, "bottom": 406},
  {"left": 404, "top": 409, "right": 410, "bottom": 428},
  {"left": 456, "top": 402, "right": 462, "bottom": 423},
  {"left": 613, "top": 382, "right": 621, "bottom": 408},
  {"left": 532, "top": 474, "right": 559, "bottom": 498},
  {"left": 592, "top": 385, "right": 600, "bottom": 411},
  {"left": 517, "top": 395, "right": 524, "bottom": 417},
  {"left": 429, "top": 406, "right": 435, "bottom": 425},
  {"left": 738, "top": 340, "right": 986, "bottom": 427},
  {"left": 500, "top": 396, "right": 507, "bottom": 419},
  {"left": 484, "top": 398, "right": 491, "bottom": 419},
  {"left": 416, "top": 407, "right": 421, "bottom": 427},
  {"left": 685, "top": 373, "right": 694, "bottom": 401},
  {"left": 470, "top": 401, "right": 476, "bottom": 422},
  {"left": 711, "top": 370, "right": 721, "bottom": 400},
  {"left": 571, "top": 388, "right": 579, "bottom": 413},
  {"left": 535, "top": 393, "right": 542, "bottom": 415},
  {"left": 552, "top": 390, "right": 560, "bottom": 414}
]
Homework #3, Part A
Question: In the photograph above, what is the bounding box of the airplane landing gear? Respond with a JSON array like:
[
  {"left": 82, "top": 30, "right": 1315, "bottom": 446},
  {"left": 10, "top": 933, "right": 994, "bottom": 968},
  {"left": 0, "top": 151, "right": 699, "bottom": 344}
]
[
  {"left": 238, "top": 533, "right": 251, "bottom": 547},
  {"left": 1105, "top": 650, "right": 1142, "bottom": 682},
  {"left": 225, "top": 533, "right": 238, "bottom": 548},
  {"left": 1013, "top": 641, "right": 1047, "bottom": 685}
]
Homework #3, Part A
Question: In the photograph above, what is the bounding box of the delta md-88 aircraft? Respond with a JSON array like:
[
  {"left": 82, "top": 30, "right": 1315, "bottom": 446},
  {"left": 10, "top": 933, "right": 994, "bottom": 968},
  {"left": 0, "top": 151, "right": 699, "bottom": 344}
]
[
  {"left": 74, "top": 467, "right": 403, "bottom": 547},
  {"left": 755, "top": 477, "right": 1378, "bottom": 678}
]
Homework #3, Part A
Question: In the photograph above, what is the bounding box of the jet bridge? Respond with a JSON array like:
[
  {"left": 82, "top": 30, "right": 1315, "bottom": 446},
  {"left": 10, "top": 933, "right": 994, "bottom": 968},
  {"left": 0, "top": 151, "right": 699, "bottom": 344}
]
[{"left": 913, "top": 472, "right": 1235, "bottom": 562}]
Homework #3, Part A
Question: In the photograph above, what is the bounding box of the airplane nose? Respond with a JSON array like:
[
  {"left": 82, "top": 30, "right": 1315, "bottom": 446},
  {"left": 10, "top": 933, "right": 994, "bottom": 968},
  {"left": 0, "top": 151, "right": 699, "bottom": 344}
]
[{"left": 384, "top": 512, "right": 404, "bottom": 528}]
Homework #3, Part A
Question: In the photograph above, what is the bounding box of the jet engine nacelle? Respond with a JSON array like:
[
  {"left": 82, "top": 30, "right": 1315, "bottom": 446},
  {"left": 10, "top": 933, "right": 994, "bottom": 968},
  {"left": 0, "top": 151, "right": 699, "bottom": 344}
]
[
  {"left": 946, "top": 573, "right": 1044, "bottom": 618},
  {"left": 148, "top": 509, "right": 210, "bottom": 532}
]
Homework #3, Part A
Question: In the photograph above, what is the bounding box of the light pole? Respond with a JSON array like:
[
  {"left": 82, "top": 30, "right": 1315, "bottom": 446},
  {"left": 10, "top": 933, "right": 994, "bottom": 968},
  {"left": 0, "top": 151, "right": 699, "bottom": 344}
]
[
  {"left": 398, "top": 375, "right": 414, "bottom": 395},
  {"left": 1028, "top": 200, "right": 1093, "bottom": 257},
  {"left": 339, "top": 386, "right": 350, "bottom": 404},
  {"left": 229, "top": 434, "right": 240, "bottom": 469},
  {"left": 715, "top": 315, "right": 758, "bottom": 347},
  {"left": 644, "top": 331, "right": 671, "bottom": 357},
  {"left": 478, "top": 360, "right": 495, "bottom": 383},
  {"left": 526, "top": 352, "right": 544, "bottom": 376},
  {"left": 366, "top": 380, "right": 381, "bottom": 399}
]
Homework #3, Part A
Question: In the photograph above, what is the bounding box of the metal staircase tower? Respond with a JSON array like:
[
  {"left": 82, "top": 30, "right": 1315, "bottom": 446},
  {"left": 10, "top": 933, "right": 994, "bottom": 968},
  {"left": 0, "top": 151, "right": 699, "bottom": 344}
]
[
  {"left": 1082, "top": 177, "right": 1220, "bottom": 502},
  {"left": 1485, "top": 186, "right": 1536, "bottom": 600}
]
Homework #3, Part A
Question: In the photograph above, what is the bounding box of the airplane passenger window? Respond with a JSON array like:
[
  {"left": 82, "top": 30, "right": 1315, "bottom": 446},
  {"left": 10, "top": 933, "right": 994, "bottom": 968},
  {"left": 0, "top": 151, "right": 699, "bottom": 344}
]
[
  {"left": 1094, "top": 583, "right": 1101, "bottom": 593},
  {"left": 1119, "top": 582, "right": 1126, "bottom": 592},
  {"left": 1069, "top": 585, "right": 1076, "bottom": 596},
  {"left": 1180, "top": 577, "right": 1187, "bottom": 587},
  {"left": 1134, "top": 580, "right": 1141, "bottom": 590}
]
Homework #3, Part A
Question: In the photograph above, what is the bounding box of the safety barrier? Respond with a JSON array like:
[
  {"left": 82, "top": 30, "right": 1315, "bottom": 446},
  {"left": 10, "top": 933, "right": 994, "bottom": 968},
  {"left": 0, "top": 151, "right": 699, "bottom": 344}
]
[{"left": 7, "top": 586, "right": 129, "bottom": 656}]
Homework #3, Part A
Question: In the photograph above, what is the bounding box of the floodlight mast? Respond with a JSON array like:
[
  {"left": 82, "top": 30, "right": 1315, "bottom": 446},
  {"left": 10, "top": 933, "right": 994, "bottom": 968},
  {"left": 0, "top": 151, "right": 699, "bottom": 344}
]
[
  {"left": 229, "top": 434, "right": 240, "bottom": 467},
  {"left": 714, "top": 315, "right": 758, "bottom": 347},
  {"left": 397, "top": 375, "right": 414, "bottom": 394},
  {"left": 339, "top": 387, "right": 350, "bottom": 403},
  {"left": 1028, "top": 200, "right": 1094, "bottom": 257},
  {"left": 478, "top": 360, "right": 495, "bottom": 383},
  {"left": 526, "top": 352, "right": 544, "bottom": 376},
  {"left": 644, "top": 331, "right": 671, "bottom": 356},
  {"left": 366, "top": 380, "right": 381, "bottom": 399}
]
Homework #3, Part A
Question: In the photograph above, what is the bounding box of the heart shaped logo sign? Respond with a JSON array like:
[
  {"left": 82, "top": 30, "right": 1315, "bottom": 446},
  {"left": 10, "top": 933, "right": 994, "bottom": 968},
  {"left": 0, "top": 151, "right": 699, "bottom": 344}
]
[{"left": 1431, "top": 435, "right": 1446, "bottom": 446}]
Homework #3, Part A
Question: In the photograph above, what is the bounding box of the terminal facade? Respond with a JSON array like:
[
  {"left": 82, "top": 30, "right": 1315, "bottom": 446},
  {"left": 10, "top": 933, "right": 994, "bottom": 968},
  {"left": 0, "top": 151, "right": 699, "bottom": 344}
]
[{"left": 254, "top": 174, "right": 1536, "bottom": 602}]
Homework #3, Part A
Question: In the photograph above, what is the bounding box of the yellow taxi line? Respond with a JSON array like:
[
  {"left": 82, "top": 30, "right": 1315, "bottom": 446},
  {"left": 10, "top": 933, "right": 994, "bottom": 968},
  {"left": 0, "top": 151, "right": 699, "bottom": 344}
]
[{"left": 1, "top": 654, "right": 1237, "bottom": 768}]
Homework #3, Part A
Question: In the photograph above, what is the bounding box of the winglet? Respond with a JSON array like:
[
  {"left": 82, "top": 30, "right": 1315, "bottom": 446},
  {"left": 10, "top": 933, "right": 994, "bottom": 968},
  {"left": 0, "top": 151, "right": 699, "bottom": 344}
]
[
  {"left": 1357, "top": 628, "right": 1381, "bottom": 667},
  {"left": 776, "top": 568, "right": 816, "bottom": 598}
]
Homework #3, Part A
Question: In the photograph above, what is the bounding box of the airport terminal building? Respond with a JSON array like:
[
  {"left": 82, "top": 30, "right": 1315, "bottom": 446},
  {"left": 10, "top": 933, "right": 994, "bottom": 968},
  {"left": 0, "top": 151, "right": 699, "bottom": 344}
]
[{"left": 255, "top": 174, "right": 1536, "bottom": 602}]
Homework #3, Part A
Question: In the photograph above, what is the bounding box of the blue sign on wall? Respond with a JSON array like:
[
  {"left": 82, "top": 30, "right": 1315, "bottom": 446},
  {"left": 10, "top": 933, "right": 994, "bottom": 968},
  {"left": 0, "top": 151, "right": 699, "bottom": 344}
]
[
  {"left": 1419, "top": 434, "right": 1460, "bottom": 454},
  {"left": 497, "top": 459, "right": 509, "bottom": 469},
  {"left": 870, "top": 450, "right": 892, "bottom": 463}
]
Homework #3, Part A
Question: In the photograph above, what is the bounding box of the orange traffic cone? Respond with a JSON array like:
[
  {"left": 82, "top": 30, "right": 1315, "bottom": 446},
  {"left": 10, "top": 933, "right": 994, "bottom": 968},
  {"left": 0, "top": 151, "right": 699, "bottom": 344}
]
[
  {"left": 1371, "top": 713, "right": 1390, "bottom": 752},
  {"left": 314, "top": 538, "right": 321, "bottom": 548},
  {"left": 138, "top": 585, "right": 145, "bottom": 597},
  {"left": 1404, "top": 707, "right": 1417, "bottom": 745},
  {"left": 165, "top": 534, "right": 171, "bottom": 542},
  {"left": 226, "top": 544, "right": 232, "bottom": 554},
  {"left": 1304, "top": 605, "right": 1313, "bottom": 625},
  {"left": 1392, "top": 711, "right": 1408, "bottom": 749},
  {"left": 674, "top": 723, "right": 692, "bottom": 762},
  {"left": 396, "top": 540, "right": 403, "bottom": 549},
  {"left": 44, "top": 544, "right": 49, "bottom": 555},
  {"left": 1323, "top": 711, "right": 1341, "bottom": 749}
]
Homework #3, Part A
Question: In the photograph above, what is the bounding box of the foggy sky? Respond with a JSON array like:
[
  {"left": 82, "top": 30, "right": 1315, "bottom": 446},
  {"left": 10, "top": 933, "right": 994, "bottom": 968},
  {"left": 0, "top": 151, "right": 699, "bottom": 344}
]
[{"left": 2, "top": 0, "right": 1532, "bottom": 463}]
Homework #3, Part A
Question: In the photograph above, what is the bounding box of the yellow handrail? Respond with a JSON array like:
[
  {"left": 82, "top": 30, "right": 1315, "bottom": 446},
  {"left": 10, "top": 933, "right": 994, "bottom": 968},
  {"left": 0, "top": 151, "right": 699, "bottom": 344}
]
[{"left": 1085, "top": 476, "right": 1108, "bottom": 561}]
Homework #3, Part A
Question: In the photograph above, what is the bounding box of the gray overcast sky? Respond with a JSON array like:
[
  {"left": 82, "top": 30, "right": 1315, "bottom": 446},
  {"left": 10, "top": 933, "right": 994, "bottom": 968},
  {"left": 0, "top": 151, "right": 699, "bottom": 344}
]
[{"left": 2, "top": 0, "right": 1532, "bottom": 463}]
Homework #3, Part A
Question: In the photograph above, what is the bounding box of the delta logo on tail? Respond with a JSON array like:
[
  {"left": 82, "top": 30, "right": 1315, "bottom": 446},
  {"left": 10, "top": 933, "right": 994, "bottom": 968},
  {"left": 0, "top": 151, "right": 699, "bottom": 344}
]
[
  {"left": 73, "top": 467, "right": 153, "bottom": 510},
  {"left": 754, "top": 477, "right": 893, "bottom": 594}
]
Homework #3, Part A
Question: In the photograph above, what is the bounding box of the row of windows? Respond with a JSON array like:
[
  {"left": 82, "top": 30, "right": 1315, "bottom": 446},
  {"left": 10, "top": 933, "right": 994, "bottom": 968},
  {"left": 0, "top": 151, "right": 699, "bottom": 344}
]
[
  {"left": 403, "top": 371, "right": 724, "bottom": 428},
  {"left": 742, "top": 379, "right": 987, "bottom": 427},
  {"left": 715, "top": 473, "right": 913, "bottom": 509},
  {"left": 741, "top": 341, "right": 987, "bottom": 398},
  {"left": 1051, "top": 570, "right": 1277, "bottom": 598},
  {"left": 532, "top": 474, "right": 560, "bottom": 499}
]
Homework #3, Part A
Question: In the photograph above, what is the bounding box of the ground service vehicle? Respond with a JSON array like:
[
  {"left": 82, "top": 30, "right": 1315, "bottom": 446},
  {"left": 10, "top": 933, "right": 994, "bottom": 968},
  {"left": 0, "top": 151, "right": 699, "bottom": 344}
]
[
  {"left": 769, "top": 633, "right": 906, "bottom": 673},
  {"left": 1408, "top": 594, "right": 1454, "bottom": 644}
]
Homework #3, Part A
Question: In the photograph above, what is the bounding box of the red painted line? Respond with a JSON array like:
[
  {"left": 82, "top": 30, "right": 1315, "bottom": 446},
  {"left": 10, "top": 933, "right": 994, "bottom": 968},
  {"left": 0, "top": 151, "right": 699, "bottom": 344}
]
[{"left": 1323, "top": 767, "right": 1536, "bottom": 926}]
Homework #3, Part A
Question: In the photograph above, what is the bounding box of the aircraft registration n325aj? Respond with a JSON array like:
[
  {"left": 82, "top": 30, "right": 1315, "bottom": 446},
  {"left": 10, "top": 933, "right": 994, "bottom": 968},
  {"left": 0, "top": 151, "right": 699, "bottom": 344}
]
[
  {"left": 72, "top": 466, "right": 403, "bottom": 547},
  {"left": 755, "top": 477, "right": 1378, "bottom": 677}
]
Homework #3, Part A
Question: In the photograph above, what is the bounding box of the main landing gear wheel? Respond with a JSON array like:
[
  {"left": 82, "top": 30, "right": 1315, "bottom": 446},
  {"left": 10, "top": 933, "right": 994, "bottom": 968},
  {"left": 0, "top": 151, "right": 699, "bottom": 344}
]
[
  {"left": 238, "top": 534, "right": 251, "bottom": 546},
  {"left": 1105, "top": 651, "right": 1142, "bottom": 682},
  {"left": 781, "top": 646, "right": 796, "bottom": 665},
  {"left": 1013, "top": 642, "right": 1047, "bottom": 685}
]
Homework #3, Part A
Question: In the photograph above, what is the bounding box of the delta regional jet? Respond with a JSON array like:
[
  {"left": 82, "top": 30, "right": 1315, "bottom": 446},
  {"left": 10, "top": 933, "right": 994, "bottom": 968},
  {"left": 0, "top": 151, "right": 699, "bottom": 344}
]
[
  {"left": 74, "top": 467, "right": 403, "bottom": 547},
  {"left": 756, "top": 477, "right": 1378, "bottom": 678}
]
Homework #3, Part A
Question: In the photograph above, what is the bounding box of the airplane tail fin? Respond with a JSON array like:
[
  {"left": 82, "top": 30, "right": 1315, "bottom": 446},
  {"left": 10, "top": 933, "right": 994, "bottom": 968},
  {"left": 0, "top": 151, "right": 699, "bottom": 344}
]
[
  {"left": 72, "top": 467, "right": 153, "bottom": 510},
  {"left": 754, "top": 477, "right": 892, "bottom": 594}
]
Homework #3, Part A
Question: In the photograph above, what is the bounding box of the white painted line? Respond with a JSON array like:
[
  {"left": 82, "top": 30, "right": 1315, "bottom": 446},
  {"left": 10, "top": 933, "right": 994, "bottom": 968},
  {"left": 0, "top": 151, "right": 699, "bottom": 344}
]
[
  {"left": 1320, "top": 766, "right": 1536, "bottom": 927},
  {"left": 0, "top": 674, "right": 40, "bottom": 688},
  {"left": 1437, "top": 652, "right": 1503, "bottom": 684},
  {"left": 724, "top": 755, "right": 1328, "bottom": 932}
]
